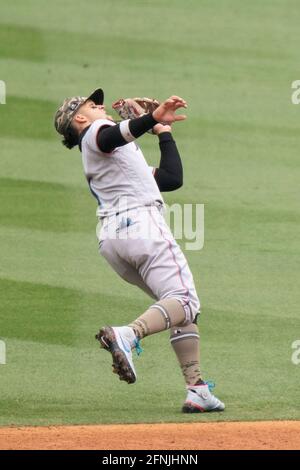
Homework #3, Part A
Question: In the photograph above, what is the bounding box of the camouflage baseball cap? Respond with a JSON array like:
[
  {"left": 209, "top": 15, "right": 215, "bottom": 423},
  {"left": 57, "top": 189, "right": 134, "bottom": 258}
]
[{"left": 54, "top": 88, "right": 104, "bottom": 136}]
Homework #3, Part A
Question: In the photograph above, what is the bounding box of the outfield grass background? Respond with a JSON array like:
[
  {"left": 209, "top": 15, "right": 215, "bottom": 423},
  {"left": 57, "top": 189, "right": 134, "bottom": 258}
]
[{"left": 0, "top": 0, "right": 300, "bottom": 425}]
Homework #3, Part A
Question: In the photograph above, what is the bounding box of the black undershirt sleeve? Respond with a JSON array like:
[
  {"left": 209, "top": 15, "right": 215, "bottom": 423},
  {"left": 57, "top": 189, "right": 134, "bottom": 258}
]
[
  {"left": 154, "top": 132, "right": 183, "bottom": 192},
  {"left": 97, "top": 114, "right": 158, "bottom": 153}
]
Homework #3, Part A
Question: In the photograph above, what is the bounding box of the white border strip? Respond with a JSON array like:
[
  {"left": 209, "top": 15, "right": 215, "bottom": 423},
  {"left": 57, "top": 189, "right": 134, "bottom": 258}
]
[
  {"left": 119, "top": 119, "right": 135, "bottom": 142},
  {"left": 170, "top": 333, "right": 200, "bottom": 343}
]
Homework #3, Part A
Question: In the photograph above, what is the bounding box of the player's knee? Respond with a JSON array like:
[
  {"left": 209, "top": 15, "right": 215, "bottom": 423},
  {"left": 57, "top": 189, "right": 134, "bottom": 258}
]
[{"left": 162, "top": 292, "right": 200, "bottom": 326}]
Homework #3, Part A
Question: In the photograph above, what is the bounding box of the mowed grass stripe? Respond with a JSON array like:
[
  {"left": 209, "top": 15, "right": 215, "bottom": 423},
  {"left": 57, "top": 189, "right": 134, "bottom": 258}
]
[
  {"left": 0, "top": 278, "right": 82, "bottom": 346},
  {"left": 0, "top": 0, "right": 298, "bottom": 48},
  {"left": 0, "top": 96, "right": 59, "bottom": 140},
  {"left": 0, "top": 137, "right": 86, "bottom": 187},
  {"left": 0, "top": 277, "right": 147, "bottom": 347},
  {"left": 0, "top": 225, "right": 149, "bottom": 298},
  {"left": 0, "top": 24, "right": 45, "bottom": 61},
  {"left": 0, "top": 177, "right": 95, "bottom": 233},
  {"left": 0, "top": 22, "right": 290, "bottom": 65}
]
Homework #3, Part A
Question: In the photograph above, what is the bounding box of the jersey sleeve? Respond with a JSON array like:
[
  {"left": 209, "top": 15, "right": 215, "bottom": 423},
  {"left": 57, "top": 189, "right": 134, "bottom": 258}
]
[{"left": 85, "top": 119, "right": 116, "bottom": 154}]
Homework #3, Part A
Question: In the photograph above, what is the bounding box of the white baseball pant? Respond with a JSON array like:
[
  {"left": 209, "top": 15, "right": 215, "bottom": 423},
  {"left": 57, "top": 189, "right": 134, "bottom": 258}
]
[{"left": 97, "top": 205, "right": 200, "bottom": 325}]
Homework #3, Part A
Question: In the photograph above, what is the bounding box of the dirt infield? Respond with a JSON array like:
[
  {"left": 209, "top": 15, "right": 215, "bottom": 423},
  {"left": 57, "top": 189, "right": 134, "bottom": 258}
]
[{"left": 0, "top": 421, "right": 299, "bottom": 450}]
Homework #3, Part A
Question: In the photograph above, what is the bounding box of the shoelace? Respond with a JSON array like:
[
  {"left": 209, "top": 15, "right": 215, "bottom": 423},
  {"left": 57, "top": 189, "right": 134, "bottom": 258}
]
[{"left": 134, "top": 338, "right": 143, "bottom": 356}]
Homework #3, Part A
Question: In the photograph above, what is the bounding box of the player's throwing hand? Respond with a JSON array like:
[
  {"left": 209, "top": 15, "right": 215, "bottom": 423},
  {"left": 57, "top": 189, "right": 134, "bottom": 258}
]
[{"left": 152, "top": 96, "right": 187, "bottom": 124}]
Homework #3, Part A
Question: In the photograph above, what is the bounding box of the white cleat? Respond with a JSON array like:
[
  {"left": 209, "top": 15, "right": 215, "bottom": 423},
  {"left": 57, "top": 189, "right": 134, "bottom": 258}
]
[
  {"left": 96, "top": 326, "right": 138, "bottom": 384},
  {"left": 182, "top": 383, "right": 225, "bottom": 413}
]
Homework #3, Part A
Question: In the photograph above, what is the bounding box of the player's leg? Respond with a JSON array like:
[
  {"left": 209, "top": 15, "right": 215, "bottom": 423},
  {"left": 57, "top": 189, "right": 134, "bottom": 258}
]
[
  {"left": 96, "top": 298, "right": 187, "bottom": 385},
  {"left": 169, "top": 317, "right": 223, "bottom": 412},
  {"left": 96, "top": 208, "right": 193, "bottom": 383},
  {"left": 98, "top": 206, "right": 194, "bottom": 332},
  {"left": 97, "top": 239, "right": 188, "bottom": 384},
  {"left": 147, "top": 210, "right": 224, "bottom": 412},
  {"left": 96, "top": 207, "right": 224, "bottom": 410},
  {"left": 99, "top": 238, "right": 156, "bottom": 299},
  {"left": 169, "top": 316, "right": 203, "bottom": 386},
  {"left": 96, "top": 295, "right": 187, "bottom": 384},
  {"left": 124, "top": 207, "right": 224, "bottom": 411},
  {"left": 97, "top": 227, "right": 186, "bottom": 383},
  {"left": 127, "top": 205, "right": 201, "bottom": 334}
]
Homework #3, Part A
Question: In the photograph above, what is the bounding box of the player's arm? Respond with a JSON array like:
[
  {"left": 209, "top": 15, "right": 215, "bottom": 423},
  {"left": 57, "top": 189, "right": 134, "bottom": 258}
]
[
  {"left": 98, "top": 114, "right": 158, "bottom": 153},
  {"left": 152, "top": 124, "right": 183, "bottom": 192},
  {"left": 98, "top": 96, "right": 187, "bottom": 153}
]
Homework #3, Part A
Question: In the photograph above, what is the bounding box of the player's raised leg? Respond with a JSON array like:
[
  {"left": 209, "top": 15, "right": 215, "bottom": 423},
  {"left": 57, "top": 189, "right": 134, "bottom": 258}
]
[{"left": 96, "top": 298, "right": 186, "bottom": 384}]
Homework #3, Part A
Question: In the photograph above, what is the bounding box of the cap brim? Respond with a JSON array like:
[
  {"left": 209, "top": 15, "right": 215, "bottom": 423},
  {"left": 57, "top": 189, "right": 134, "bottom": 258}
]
[{"left": 85, "top": 88, "right": 104, "bottom": 105}]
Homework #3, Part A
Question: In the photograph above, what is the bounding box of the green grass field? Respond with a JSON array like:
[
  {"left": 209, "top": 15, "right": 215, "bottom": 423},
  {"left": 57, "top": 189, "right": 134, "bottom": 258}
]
[{"left": 0, "top": 0, "right": 300, "bottom": 426}]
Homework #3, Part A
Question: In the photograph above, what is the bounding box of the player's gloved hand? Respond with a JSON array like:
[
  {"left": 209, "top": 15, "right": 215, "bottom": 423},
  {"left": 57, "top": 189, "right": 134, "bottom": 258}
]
[
  {"left": 112, "top": 97, "right": 160, "bottom": 134},
  {"left": 152, "top": 96, "right": 187, "bottom": 124}
]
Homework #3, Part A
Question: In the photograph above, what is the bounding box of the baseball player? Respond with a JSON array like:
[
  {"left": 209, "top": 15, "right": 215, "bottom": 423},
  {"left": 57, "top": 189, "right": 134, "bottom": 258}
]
[{"left": 54, "top": 88, "right": 225, "bottom": 413}]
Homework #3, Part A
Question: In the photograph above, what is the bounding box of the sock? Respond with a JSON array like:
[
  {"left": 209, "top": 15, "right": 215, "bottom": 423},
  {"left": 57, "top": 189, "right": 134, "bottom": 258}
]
[
  {"left": 170, "top": 323, "right": 204, "bottom": 386},
  {"left": 128, "top": 298, "right": 186, "bottom": 340}
]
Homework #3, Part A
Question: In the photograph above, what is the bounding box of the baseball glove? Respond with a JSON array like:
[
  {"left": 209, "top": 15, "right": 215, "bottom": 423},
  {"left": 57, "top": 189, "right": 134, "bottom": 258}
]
[{"left": 112, "top": 97, "right": 160, "bottom": 133}]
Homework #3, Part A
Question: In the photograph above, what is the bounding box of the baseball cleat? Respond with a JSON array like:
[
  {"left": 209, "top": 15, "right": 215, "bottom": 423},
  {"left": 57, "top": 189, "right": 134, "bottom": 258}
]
[
  {"left": 182, "top": 382, "right": 225, "bottom": 413},
  {"left": 95, "top": 326, "right": 138, "bottom": 384}
]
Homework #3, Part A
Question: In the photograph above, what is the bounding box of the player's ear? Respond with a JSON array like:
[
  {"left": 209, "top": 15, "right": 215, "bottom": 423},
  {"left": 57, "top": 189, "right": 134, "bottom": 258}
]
[{"left": 74, "top": 113, "right": 87, "bottom": 124}]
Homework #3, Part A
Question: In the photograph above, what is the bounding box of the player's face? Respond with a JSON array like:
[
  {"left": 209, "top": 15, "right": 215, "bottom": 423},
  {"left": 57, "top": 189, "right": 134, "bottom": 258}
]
[
  {"left": 72, "top": 100, "right": 114, "bottom": 130},
  {"left": 75, "top": 99, "right": 114, "bottom": 125},
  {"left": 78, "top": 100, "right": 108, "bottom": 121}
]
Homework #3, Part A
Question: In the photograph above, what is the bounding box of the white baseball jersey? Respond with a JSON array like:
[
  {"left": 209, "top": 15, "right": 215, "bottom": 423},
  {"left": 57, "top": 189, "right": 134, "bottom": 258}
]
[{"left": 81, "top": 119, "right": 164, "bottom": 218}]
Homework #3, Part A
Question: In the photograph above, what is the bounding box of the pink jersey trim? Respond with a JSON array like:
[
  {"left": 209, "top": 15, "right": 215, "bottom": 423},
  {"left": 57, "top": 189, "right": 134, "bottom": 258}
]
[{"left": 149, "top": 211, "right": 190, "bottom": 310}]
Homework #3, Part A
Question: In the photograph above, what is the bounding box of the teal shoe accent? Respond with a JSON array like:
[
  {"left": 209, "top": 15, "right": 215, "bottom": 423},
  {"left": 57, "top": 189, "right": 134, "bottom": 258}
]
[
  {"left": 134, "top": 339, "right": 143, "bottom": 356},
  {"left": 204, "top": 381, "right": 216, "bottom": 392}
]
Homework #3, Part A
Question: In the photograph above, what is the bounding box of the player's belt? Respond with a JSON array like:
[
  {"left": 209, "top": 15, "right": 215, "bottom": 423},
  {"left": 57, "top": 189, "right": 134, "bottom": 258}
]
[{"left": 99, "top": 201, "right": 164, "bottom": 227}]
